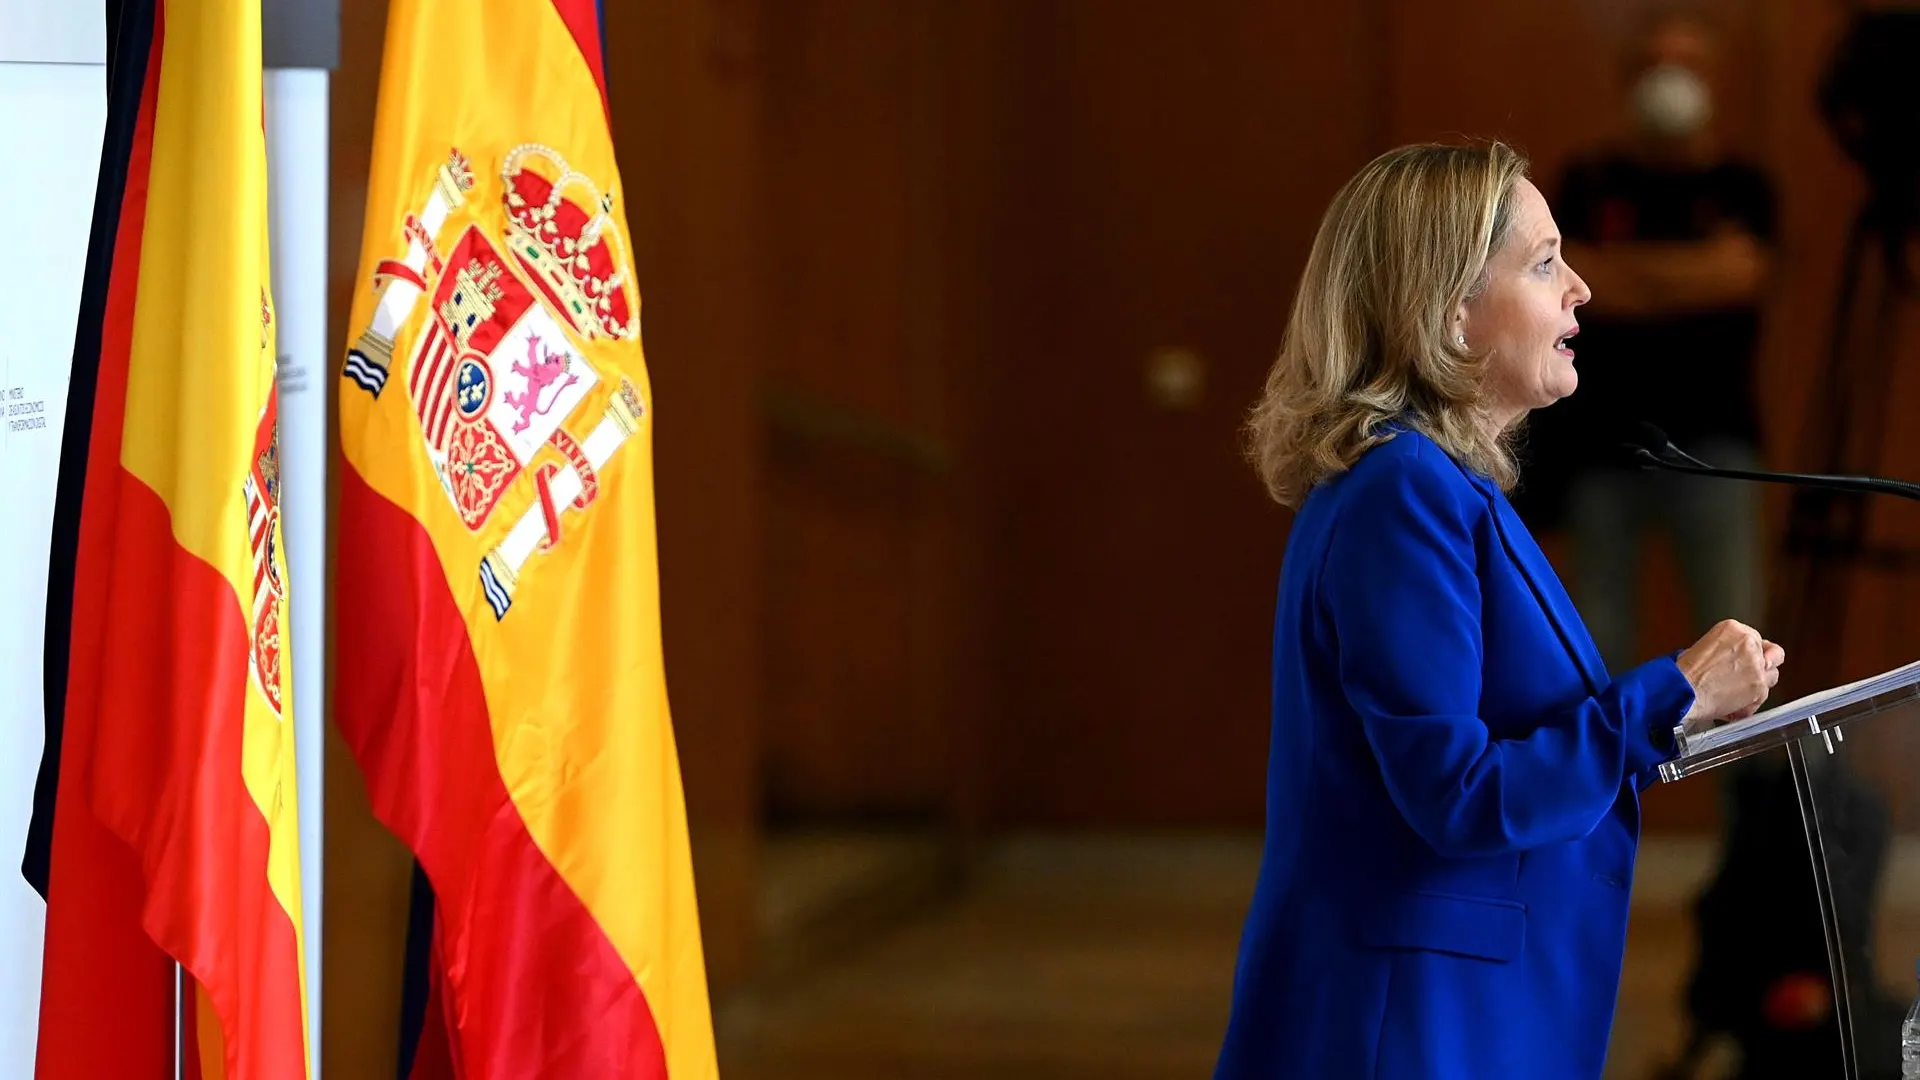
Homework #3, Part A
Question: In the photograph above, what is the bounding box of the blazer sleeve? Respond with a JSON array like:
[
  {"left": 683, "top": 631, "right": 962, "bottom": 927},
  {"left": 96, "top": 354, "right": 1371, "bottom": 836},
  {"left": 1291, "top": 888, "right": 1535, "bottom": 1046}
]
[
  {"left": 1319, "top": 448, "right": 1694, "bottom": 859},
  {"left": 1631, "top": 650, "right": 1693, "bottom": 793}
]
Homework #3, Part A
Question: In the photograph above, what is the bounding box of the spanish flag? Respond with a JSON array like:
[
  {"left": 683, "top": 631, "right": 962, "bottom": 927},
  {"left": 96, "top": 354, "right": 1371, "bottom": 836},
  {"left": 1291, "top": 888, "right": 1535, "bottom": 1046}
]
[
  {"left": 25, "top": 0, "right": 309, "bottom": 1077},
  {"left": 334, "top": 0, "right": 719, "bottom": 1076}
]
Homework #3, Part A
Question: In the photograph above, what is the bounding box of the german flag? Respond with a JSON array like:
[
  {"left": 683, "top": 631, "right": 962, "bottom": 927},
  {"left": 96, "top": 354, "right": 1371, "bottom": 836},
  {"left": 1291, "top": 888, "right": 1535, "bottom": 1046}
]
[
  {"left": 334, "top": 0, "right": 718, "bottom": 1076},
  {"left": 25, "top": 0, "right": 309, "bottom": 1076}
]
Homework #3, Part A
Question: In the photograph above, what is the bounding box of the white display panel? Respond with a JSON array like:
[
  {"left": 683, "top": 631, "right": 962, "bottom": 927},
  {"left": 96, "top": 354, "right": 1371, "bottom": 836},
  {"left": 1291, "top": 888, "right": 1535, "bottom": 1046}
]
[
  {"left": 264, "top": 67, "right": 328, "bottom": 1080},
  {"left": 0, "top": 6, "right": 105, "bottom": 65},
  {"left": 0, "top": 58, "right": 104, "bottom": 1074}
]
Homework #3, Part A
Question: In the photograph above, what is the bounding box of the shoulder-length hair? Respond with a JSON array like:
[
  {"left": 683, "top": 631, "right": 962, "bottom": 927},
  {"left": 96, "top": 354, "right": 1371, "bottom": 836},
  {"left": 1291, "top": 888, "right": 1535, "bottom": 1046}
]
[{"left": 1246, "top": 141, "right": 1530, "bottom": 507}]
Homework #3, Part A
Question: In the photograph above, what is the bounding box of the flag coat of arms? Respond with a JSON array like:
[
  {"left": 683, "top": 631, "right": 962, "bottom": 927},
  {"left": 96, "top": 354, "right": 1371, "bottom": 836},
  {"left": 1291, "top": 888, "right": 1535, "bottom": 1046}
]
[{"left": 334, "top": 1, "right": 718, "bottom": 1076}]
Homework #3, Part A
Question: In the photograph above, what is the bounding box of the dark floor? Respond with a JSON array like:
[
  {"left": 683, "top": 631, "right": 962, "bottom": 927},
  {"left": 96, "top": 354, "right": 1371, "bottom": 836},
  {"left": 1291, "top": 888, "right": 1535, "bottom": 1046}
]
[
  {"left": 713, "top": 833, "right": 1916, "bottom": 1080},
  {"left": 718, "top": 835, "right": 1253, "bottom": 1080}
]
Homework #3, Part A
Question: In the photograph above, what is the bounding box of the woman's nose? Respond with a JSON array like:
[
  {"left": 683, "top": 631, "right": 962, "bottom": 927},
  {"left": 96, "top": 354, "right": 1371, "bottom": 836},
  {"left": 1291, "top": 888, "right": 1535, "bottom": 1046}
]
[{"left": 1569, "top": 271, "right": 1592, "bottom": 307}]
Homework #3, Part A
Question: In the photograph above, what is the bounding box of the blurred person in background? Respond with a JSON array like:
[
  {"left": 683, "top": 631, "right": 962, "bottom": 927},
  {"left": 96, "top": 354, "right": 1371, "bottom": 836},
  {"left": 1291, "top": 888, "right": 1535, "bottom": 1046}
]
[
  {"left": 1213, "top": 141, "right": 1783, "bottom": 1080},
  {"left": 1522, "top": 8, "right": 1776, "bottom": 674}
]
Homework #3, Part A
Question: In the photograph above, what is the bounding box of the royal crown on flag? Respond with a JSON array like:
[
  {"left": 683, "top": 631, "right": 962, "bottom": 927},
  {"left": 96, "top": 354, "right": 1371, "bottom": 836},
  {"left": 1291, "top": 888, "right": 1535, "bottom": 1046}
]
[{"left": 501, "top": 144, "right": 638, "bottom": 342}]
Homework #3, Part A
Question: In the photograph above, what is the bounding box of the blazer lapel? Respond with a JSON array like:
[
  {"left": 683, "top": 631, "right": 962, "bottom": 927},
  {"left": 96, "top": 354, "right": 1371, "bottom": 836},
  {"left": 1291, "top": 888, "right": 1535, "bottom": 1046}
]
[{"left": 1469, "top": 475, "right": 1612, "bottom": 697}]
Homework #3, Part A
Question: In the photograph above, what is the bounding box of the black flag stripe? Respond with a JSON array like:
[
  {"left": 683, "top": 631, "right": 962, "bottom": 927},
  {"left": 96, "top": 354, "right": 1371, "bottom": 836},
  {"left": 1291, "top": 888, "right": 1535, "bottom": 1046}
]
[{"left": 24, "top": 0, "right": 159, "bottom": 900}]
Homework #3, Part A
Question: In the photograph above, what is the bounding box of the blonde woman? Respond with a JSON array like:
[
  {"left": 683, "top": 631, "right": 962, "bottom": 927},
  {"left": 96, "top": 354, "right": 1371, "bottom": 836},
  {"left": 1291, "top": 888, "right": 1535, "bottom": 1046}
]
[{"left": 1213, "top": 143, "right": 1782, "bottom": 1079}]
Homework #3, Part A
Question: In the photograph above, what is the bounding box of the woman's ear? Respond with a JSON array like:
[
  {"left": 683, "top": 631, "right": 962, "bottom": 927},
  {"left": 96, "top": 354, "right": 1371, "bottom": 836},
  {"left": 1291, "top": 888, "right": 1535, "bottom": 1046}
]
[{"left": 1453, "top": 307, "right": 1469, "bottom": 347}]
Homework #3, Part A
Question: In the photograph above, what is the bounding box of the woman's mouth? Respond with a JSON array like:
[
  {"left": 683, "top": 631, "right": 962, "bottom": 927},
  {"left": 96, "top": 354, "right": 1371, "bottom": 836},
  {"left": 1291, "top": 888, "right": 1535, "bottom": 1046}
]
[{"left": 1554, "top": 326, "right": 1579, "bottom": 358}]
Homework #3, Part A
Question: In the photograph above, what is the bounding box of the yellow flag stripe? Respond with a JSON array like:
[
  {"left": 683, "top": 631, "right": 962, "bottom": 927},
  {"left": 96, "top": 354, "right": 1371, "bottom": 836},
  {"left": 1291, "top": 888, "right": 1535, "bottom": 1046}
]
[
  {"left": 341, "top": 0, "right": 714, "bottom": 1073},
  {"left": 122, "top": 0, "right": 306, "bottom": 1042}
]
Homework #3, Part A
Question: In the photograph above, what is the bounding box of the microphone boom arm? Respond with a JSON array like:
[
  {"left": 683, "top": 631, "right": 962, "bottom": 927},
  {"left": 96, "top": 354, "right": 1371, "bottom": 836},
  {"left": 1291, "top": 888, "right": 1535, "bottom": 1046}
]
[{"left": 1626, "top": 447, "right": 1920, "bottom": 504}]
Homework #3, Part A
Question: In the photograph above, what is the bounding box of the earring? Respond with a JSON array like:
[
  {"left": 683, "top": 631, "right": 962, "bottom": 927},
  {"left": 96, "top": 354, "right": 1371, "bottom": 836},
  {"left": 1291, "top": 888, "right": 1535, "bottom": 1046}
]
[{"left": 1457, "top": 333, "right": 1467, "bottom": 347}]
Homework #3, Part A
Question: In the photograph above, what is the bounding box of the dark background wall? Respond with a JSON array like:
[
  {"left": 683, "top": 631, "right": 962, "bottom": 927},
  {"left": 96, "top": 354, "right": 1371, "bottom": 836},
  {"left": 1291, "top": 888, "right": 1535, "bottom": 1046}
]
[{"left": 323, "top": 0, "right": 1917, "bottom": 1071}]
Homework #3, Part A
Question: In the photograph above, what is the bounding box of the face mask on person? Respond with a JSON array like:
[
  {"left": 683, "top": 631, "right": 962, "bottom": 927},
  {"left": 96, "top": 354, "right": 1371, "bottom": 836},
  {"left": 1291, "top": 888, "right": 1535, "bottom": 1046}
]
[{"left": 1633, "top": 63, "right": 1713, "bottom": 138}]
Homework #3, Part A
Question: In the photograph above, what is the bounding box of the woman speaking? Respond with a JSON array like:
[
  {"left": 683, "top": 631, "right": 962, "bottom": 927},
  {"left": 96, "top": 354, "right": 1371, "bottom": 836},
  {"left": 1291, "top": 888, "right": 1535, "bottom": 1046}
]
[{"left": 1212, "top": 142, "right": 1783, "bottom": 1079}]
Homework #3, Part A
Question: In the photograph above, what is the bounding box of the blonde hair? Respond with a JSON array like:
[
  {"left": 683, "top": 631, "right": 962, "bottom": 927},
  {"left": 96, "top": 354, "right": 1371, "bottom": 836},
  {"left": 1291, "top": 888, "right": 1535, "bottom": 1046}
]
[{"left": 1246, "top": 141, "right": 1531, "bottom": 507}]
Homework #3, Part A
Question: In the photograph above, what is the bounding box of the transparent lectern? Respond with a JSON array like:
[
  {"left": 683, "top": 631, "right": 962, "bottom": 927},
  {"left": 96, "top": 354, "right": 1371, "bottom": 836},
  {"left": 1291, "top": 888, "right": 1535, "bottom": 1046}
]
[{"left": 1660, "top": 660, "right": 1920, "bottom": 1079}]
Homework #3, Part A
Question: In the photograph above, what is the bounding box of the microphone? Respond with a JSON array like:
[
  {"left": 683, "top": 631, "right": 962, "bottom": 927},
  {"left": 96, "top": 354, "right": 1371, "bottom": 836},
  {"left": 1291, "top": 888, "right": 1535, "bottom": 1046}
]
[{"left": 1621, "top": 422, "right": 1920, "bottom": 504}]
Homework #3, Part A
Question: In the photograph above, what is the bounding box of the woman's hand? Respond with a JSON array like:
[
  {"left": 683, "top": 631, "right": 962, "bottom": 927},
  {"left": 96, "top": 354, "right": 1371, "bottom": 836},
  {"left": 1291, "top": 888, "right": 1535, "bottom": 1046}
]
[{"left": 1676, "top": 619, "right": 1784, "bottom": 728}]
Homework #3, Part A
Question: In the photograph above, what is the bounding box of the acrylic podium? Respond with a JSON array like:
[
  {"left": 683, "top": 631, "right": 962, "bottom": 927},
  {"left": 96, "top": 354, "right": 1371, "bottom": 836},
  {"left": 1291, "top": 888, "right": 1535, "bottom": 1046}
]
[{"left": 1659, "top": 660, "right": 1920, "bottom": 1080}]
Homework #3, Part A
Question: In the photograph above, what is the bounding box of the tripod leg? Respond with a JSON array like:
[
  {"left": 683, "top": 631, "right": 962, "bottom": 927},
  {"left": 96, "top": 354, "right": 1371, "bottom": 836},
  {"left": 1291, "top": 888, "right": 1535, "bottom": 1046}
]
[{"left": 1774, "top": 207, "right": 1877, "bottom": 680}]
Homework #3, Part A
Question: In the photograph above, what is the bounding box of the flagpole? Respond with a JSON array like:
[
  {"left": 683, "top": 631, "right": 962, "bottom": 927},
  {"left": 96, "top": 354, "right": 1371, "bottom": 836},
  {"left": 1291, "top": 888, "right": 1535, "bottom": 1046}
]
[
  {"left": 173, "top": 963, "right": 183, "bottom": 1080},
  {"left": 262, "top": 39, "right": 335, "bottom": 1080}
]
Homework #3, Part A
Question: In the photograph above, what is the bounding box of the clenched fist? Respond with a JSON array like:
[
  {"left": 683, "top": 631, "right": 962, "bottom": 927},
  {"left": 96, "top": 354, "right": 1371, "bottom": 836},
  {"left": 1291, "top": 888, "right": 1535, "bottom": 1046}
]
[{"left": 1677, "top": 619, "right": 1784, "bottom": 729}]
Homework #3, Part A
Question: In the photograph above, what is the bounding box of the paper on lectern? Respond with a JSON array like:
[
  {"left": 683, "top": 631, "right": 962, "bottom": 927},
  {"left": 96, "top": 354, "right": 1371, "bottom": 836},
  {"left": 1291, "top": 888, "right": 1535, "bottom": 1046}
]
[{"left": 1677, "top": 659, "right": 1920, "bottom": 758}]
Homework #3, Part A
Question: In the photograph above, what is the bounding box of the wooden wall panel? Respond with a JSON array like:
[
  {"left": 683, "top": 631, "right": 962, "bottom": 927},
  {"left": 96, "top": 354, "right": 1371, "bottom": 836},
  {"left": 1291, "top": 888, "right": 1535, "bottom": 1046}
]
[
  {"left": 754, "top": 1, "right": 1003, "bottom": 824},
  {"left": 604, "top": 0, "right": 766, "bottom": 990},
  {"left": 983, "top": 0, "right": 1383, "bottom": 826},
  {"left": 972, "top": 0, "right": 1902, "bottom": 832},
  {"left": 757, "top": 0, "right": 943, "bottom": 819},
  {"left": 323, "top": 2, "right": 409, "bottom": 1075},
  {"left": 312, "top": 17, "right": 1920, "bottom": 1033}
]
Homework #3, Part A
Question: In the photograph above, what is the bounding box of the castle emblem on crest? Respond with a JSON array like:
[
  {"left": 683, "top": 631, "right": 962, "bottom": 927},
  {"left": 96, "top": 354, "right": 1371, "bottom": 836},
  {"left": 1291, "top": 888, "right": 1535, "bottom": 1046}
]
[
  {"left": 342, "top": 144, "right": 647, "bottom": 620},
  {"left": 245, "top": 392, "right": 286, "bottom": 714}
]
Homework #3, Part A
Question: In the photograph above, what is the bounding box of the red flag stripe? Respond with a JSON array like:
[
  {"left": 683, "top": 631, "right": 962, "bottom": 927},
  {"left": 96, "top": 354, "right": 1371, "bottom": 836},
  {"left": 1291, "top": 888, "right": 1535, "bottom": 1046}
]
[
  {"left": 336, "top": 469, "right": 667, "bottom": 1079},
  {"left": 34, "top": 11, "right": 176, "bottom": 1072},
  {"left": 548, "top": 0, "right": 609, "bottom": 114},
  {"left": 82, "top": 401, "right": 306, "bottom": 1080},
  {"left": 425, "top": 338, "right": 457, "bottom": 448},
  {"left": 407, "top": 323, "right": 439, "bottom": 402}
]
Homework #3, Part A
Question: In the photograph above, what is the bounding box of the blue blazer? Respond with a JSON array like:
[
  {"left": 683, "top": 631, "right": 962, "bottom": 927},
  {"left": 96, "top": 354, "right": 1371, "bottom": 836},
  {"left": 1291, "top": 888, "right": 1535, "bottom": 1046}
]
[{"left": 1214, "top": 428, "right": 1696, "bottom": 1080}]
